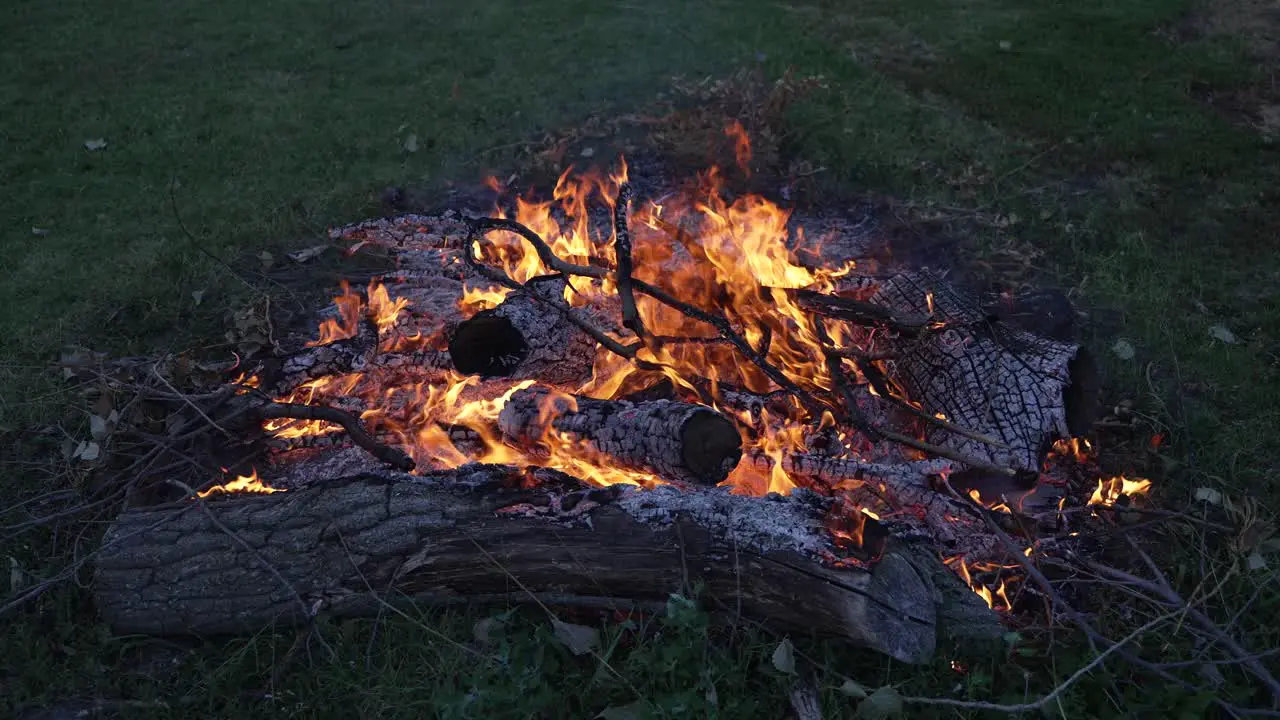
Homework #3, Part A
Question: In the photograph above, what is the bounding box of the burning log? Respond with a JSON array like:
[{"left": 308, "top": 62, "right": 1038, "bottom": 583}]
[
  {"left": 867, "top": 271, "right": 1098, "bottom": 471},
  {"left": 92, "top": 468, "right": 1002, "bottom": 663},
  {"left": 448, "top": 276, "right": 600, "bottom": 385},
  {"left": 497, "top": 387, "right": 743, "bottom": 486}
]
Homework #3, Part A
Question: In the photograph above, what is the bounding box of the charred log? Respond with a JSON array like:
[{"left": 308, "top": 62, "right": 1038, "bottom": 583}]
[
  {"left": 498, "top": 388, "right": 743, "bottom": 486},
  {"left": 448, "top": 276, "right": 598, "bottom": 385},
  {"left": 92, "top": 469, "right": 1002, "bottom": 663}
]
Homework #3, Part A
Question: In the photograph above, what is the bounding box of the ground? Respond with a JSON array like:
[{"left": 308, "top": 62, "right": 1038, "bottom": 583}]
[{"left": 2, "top": 0, "right": 1279, "bottom": 717}]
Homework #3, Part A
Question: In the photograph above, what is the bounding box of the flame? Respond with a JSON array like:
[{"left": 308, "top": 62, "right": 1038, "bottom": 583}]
[
  {"left": 198, "top": 468, "right": 281, "bottom": 498},
  {"left": 1050, "top": 437, "right": 1094, "bottom": 464},
  {"left": 1089, "top": 476, "right": 1153, "bottom": 506},
  {"left": 968, "top": 488, "right": 1012, "bottom": 514}
]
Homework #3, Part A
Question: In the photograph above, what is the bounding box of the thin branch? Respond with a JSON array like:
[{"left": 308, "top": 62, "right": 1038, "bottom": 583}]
[
  {"left": 612, "top": 184, "right": 649, "bottom": 345},
  {"left": 902, "top": 611, "right": 1175, "bottom": 712},
  {"left": 256, "top": 402, "right": 415, "bottom": 471}
]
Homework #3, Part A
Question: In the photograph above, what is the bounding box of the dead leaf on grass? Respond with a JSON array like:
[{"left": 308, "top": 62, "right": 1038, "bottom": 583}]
[
  {"left": 856, "top": 686, "right": 904, "bottom": 719},
  {"left": 31, "top": 227, "right": 50, "bottom": 237},
  {"left": 552, "top": 618, "right": 599, "bottom": 656},
  {"left": 84, "top": 138, "right": 108, "bottom": 151},
  {"left": 771, "top": 637, "right": 797, "bottom": 675},
  {"left": 1208, "top": 324, "right": 1239, "bottom": 344},
  {"left": 472, "top": 614, "right": 508, "bottom": 645},
  {"left": 1111, "top": 339, "right": 1136, "bottom": 360},
  {"left": 403, "top": 133, "right": 419, "bottom": 153},
  {"left": 287, "top": 245, "right": 329, "bottom": 264},
  {"left": 595, "top": 701, "right": 648, "bottom": 720},
  {"left": 837, "top": 677, "right": 869, "bottom": 699},
  {"left": 191, "top": 289, "right": 205, "bottom": 306}
]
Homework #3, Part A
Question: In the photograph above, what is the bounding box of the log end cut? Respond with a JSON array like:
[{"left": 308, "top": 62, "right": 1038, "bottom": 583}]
[
  {"left": 679, "top": 409, "right": 743, "bottom": 485},
  {"left": 448, "top": 313, "right": 528, "bottom": 376}
]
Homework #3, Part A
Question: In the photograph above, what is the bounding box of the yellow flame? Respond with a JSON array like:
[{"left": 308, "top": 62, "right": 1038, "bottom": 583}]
[{"left": 198, "top": 469, "right": 281, "bottom": 498}]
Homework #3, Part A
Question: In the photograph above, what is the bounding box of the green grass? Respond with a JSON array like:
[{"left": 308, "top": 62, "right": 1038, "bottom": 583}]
[{"left": 3, "top": 0, "right": 1279, "bottom": 716}]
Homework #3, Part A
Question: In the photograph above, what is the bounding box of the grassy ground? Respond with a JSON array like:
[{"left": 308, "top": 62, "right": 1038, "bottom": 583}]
[{"left": 3, "top": 0, "right": 1279, "bottom": 716}]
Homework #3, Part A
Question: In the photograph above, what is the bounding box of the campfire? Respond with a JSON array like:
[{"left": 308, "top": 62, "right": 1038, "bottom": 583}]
[{"left": 91, "top": 136, "right": 1155, "bottom": 663}]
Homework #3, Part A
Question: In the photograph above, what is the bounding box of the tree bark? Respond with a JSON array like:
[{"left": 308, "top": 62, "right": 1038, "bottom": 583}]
[
  {"left": 92, "top": 468, "right": 1001, "bottom": 663},
  {"left": 498, "top": 387, "right": 743, "bottom": 486}
]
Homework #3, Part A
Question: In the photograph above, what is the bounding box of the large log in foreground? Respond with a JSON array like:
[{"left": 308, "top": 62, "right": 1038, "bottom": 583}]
[
  {"left": 93, "top": 467, "right": 1000, "bottom": 663},
  {"left": 498, "top": 387, "right": 743, "bottom": 486}
]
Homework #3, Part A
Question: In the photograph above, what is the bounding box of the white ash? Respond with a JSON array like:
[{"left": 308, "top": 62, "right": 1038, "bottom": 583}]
[{"left": 614, "top": 483, "right": 835, "bottom": 557}]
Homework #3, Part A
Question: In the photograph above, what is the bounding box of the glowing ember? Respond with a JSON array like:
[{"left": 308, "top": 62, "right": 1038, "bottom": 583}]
[{"left": 198, "top": 469, "right": 281, "bottom": 498}]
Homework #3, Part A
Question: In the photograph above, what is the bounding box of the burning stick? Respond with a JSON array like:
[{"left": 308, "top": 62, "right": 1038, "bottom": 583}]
[
  {"left": 497, "top": 387, "right": 743, "bottom": 486},
  {"left": 612, "top": 184, "right": 650, "bottom": 346},
  {"left": 255, "top": 402, "right": 415, "bottom": 471}
]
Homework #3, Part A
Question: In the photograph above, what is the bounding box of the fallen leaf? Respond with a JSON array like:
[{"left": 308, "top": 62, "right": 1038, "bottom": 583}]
[
  {"left": 595, "top": 701, "right": 648, "bottom": 720},
  {"left": 1247, "top": 552, "right": 1267, "bottom": 571},
  {"left": 1194, "top": 487, "right": 1223, "bottom": 505},
  {"left": 473, "top": 615, "right": 506, "bottom": 645},
  {"left": 1208, "top": 325, "right": 1238, "bottom": 344},
  {"left": 258, "top": 251, "right": 274, "bottom": 270},
  {"left": 856, "top": 686, "right": 904, "bottom": 719},
  {"left": 771, "top": 638, "right": 796, "bottom": 675},
  {"left": 89, "top": 415, "right": 108, "bottom": 441},
  {"left": 75, "top": 441, "right": 100, "bottom": 462},
  {"left": 287, "top": 245, "right": 329, "bottom": 263},
  {"left": 998, "top": 40, "right": 1012, "bottom": 51},
  {"left": 837, "top": 677, "right": 869, "bottom": 699},
  {"left": 1111, "top": 339, "right": 1135, "bottom": 360},
  {"left": 191, "top": 290, "right": 205, "bottom": 306},
  {"left": 580, "top": 147, "right": 596, "bottom": 158},
  {"left": 403, "top": 133, "right": 419, "bottom": 153},
  {"left": 84, "top": 138, "right": 108, "bottom": 151},
  {"left": 31, "top": 227, "right": 50, "bottom": 237},
  {"left": 552, "top": 619, "right": 599, "bottom": 656},
  {"left": 10, "top": 556, "right": 26, "bottom": 593}
]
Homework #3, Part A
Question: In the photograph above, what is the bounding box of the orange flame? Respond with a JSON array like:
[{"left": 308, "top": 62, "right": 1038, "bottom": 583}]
[
  {"left": 198, "top": 468, "right": 281, "bottom": 498},
  {"left": 1089, "top": 476, "right": 1153, "bottom": 506}
]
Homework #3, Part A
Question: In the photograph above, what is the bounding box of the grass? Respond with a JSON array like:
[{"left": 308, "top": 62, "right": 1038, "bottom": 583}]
[{"left": 2, "top": 0, "right": 1279, "bottom": 716}]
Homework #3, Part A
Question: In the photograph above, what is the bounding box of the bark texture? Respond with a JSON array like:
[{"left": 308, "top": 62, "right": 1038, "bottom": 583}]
[
  {"left": 498, "top": 387, "right": 743, "bottom": 485},
  {"left": 869, "top": 271, "right": 1091, "bottom": 472},
  {"left": 92, "top": 470, "right": 1001, "bottom": 663}
]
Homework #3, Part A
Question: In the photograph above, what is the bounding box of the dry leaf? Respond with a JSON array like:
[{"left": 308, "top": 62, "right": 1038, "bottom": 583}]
[
  {"left": 1208, "top": 325, "right": 1239, "bottom": 344},
  {"left": 595, "top": 701, "right": 648, "bottom": 720},
  {"left": 838, "top": 677, "right": 869, "bottom": 699},
  {"left": 1247, "top": 552, "right": 1268, "bottom": 571},
  {"left": 473, "top": 615, "right": 506, "bottom": 645},
  {"left": 552, "top": 619, "right": 599, "bottom": 656},
  {"left": 857, "top": 686, "right": 904, "bottom": 719},
  {"left": 31, "top": 227, "right": 50, "bottom": 237},
  {"left": 75, "top": 441, "right": 100, "bottom": 462},
  {"left": 1111, "top": 339, "right": 1135, "bottom": 360},
  {"left": 89, "top": 415, "right": 107, "bottom": 441},
  {"left": 771, "top": 638, "right": 796, "bottom": 675},
  {"left": 287, "top": 245, "right": 329, "bottom": 263},
  {"left": 403, "top": 133, "right": 419, "bottom": 153},
  {"left": 258, "top": 251, "right": 274, "bottom": 269},
  {"left": 1194, "top": 487, "right": 1223, "bottom": 505},
  {"left": 191, "top": 290, "right": 205, "bottom": 305},
  {"left": 9, "top": 556, "right": 26, "bottom": 593},
  {"left": 84, "top": 138, "right": 108, "bottom": 151}
]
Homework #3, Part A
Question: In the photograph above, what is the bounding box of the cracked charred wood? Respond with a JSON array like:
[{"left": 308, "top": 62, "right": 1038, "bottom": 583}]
[
  {"left": 448, "top": 276, "right": 599, "bottom": 385},
  {"left": 92, "top": 470, "right": 1002, "bottom": 662},
  {"left": 867, "top": 270, "right": 1099, "bottom": 471},
  {"left": 262, "top": 317, "right": 380, "bottom": 395},
  {"left": 498, "top": 387, "right": 743, "bottom": 486}
]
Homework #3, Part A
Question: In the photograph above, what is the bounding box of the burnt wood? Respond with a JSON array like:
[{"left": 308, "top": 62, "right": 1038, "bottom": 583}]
[
  {"left": 92, "top": 469, "right": 1002, "bottom": 663},
  {"left": 498, "top": 387, "right": 743, "bottom": 486}
]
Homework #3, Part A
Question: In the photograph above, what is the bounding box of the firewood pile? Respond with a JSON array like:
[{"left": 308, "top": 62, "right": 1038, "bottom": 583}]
[{"left": 83, "top": 153, "right": 1170, "bottom": 666}]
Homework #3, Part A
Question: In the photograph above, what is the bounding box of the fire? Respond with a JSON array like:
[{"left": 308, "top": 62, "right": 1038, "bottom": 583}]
[
  {"left": 1089, "top": 476, "right": 1153, "bottom": 506},
  {"left": 1050, "top": 437, "right": 1094, "bottom": 464},
  {"left": 725, "top": 120, "right": 752, "bottom": 177},
  {"left": 968, "top": 488, "right": 1012, "bottom": 514},
  {"left": 198, "top": 468, "right": 281, "bottom": 498}
]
